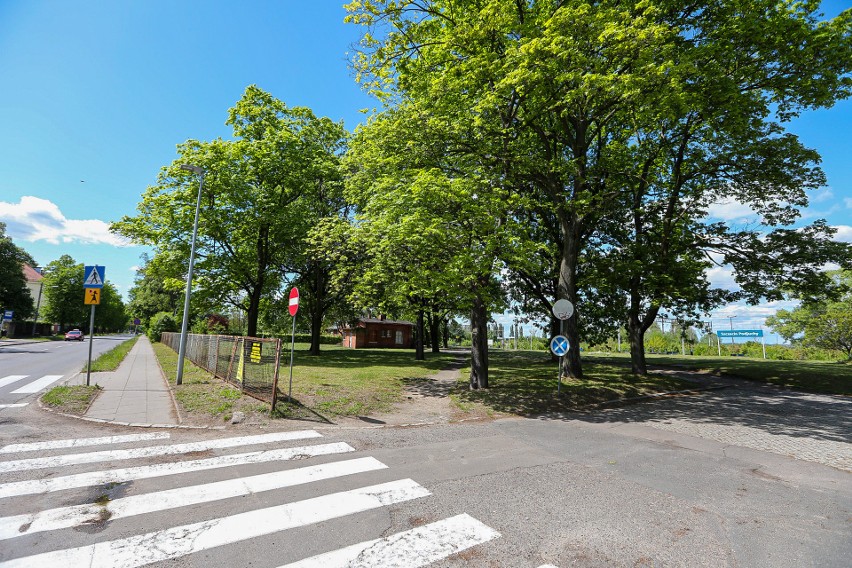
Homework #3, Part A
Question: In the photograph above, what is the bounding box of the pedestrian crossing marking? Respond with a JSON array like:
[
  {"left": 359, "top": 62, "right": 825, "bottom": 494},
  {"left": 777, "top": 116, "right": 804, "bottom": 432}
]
[
  {"left": 279, "top": 513, "right": 500, "bottom": 568},
  {"left": 0, "top": 457, "right": 388, "bottom": 541},
  {"left": 0, "top": 404, "right": 27, "bottom": 409},
  {"left": 0, "top": 430, "right": 323, "bottom": 473},
  {"left": 0, "top": 376, "right": 28, "bottom": 389},
  {"left": 0, "top": 432, "right": 171, "bottom": 454},
  {"left": 0, "top": 479, "right": 432, "bottom": 568},
  {"left": 10, "top": 375, "right": 63, "bottom": 394},
  {"left": 0, "top": 433, "right": 502, "bottom": 567},
  {"left": 0, "top": 442, "right": 355, "bottom": 499}
]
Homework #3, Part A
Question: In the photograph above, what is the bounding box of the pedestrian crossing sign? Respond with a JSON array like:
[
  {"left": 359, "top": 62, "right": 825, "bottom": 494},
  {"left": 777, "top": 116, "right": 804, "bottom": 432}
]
[
  {"left": 85, "top": 288, "right": 101, "bottom": 305},
  {"left": 83, "top": 265, "right": 105, "bottom": 288}
]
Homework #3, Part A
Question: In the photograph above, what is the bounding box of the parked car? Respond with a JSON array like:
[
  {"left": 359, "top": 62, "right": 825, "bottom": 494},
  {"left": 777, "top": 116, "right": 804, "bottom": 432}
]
[{"left": 64, "top": 329, "right": 84, "bottom": 341}]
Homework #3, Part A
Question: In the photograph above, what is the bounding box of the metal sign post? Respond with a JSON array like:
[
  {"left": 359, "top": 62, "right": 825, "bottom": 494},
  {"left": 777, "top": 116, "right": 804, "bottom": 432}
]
[
  {"left": 86, "top": 304, "right": 96, "bottom": 386},
  {"left": 287, "top": 287, "right": 299, "bottom": 401},
  {"left": 549, "top": 335, "right": 569, "bottom": 394},
  {"left": 83, "top": 265, "right": 105, "bottom": 387},
  {"left": 551, "top": 299, "right": 574, "bottom": 393}
]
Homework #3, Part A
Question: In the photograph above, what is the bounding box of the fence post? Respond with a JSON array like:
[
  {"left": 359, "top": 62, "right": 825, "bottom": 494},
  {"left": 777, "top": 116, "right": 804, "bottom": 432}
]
[{"left": 271, "top": 338, "right": 283, "bottom": 411}]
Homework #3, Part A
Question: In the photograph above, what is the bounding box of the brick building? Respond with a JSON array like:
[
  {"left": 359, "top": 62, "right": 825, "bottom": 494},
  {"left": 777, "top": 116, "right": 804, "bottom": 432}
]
[{"left": 339, "top": 318, "right": 414, "bottom": 349}]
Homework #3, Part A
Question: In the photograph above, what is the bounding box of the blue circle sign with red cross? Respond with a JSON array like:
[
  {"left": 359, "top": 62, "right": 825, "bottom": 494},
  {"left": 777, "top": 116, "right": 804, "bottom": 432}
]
[{"left": 550, "top": 335, "right": 569, "bottom": 356}]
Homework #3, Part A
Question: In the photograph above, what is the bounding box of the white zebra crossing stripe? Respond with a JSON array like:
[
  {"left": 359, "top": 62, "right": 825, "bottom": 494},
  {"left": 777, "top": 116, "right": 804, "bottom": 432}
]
[
  {"left": 0, "top": 404, "right": 28, "bottom": 409},
  {"left": 0, "top": 432, "right": 171, "bottom": 454},
  {"left": 10, "top": 375, "right": 63, "bottom": 394},
  {"left": 0, "top": 479, "right": 431, "bottom": 568},
  {"left": 279, "top": 513, "right": 500, "bottom": 568},
  {"left": 0, "top": 430, "right": 323, "bottom": 473},
  {"left": 0, "top": 376, "right": 28, "bottom": 389},
  {"left": 0, "top": 441, "right": 354, "bottom": 499},
  {"left": 0, "top": 456, "right": 388, "bottom": 541}
]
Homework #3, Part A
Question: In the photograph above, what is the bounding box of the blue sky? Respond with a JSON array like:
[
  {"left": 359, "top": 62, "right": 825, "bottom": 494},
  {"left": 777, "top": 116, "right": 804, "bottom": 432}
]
[{"left": 1, "top": 0, "right": 850, "bottom": 340}]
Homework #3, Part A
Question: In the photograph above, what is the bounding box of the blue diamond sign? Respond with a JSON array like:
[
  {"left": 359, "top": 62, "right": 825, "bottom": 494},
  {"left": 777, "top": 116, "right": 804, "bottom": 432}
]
[{"left": 550, "top": 335, "right": 569, "bottom": 357}]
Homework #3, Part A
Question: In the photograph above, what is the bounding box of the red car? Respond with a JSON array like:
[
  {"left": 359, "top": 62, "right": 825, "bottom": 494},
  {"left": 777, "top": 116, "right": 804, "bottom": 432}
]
[{"left": 64, "top": 329, "right": 84, "bottom": 341}]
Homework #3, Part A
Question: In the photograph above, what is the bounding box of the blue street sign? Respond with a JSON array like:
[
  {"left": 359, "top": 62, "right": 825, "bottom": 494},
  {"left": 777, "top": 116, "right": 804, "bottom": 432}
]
[
  {"left": 2, "top": 310, "right": 13, "bottom": 322},
  {"left": 550, "top": 335, "right": 569, "bottom": 356},
  {"left": 83, "top": 266, "right": 106, "bottom": 288},
  {"left": 716, "top": 329, "right": 763, "bottom": 338}
]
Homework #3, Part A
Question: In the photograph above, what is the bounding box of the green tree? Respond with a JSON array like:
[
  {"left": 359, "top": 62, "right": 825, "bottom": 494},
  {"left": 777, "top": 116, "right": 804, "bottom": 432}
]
[
  {"left": 346, "top": 0, "right": 685, "bottom": 378},
  {"left": 596, "top": 1, "right": 852, "bottom": 374},
  {"left": 332, "top": 102, "right": 506, "bottom": 384},
  {"left": 41, "top": 255, "right": 87, "bottom": 331},
  {"left": 94, "top": 282, "right": 128, "bottom": 332},
  {"left": 113, "top": 86, "right": 348, "bottom": 338},
  {"left": 0, "top": 223, "right": 35, "bottom": 323},
  {"left": 767, "top": 270, "right": 852, "bottom": 360},
  {"left": 126, "top": 256, "right": 184, "bottom": 327}
]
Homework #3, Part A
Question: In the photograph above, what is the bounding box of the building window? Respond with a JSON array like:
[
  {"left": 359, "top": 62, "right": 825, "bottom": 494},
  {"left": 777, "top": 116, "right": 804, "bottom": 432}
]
[{"left": 395, "top": 330, "right": 403, "bottom": 345}]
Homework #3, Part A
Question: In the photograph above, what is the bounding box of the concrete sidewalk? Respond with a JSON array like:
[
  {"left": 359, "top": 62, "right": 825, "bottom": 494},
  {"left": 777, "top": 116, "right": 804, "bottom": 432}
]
[{"left": 68, "top": 335, "right": 179, "bottom": 426}]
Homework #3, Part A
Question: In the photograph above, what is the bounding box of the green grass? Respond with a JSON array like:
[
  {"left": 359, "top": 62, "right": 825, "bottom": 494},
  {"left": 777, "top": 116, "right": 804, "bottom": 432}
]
[
  {"left": 158, "top": 341, "right": 807, "bottom": 422},
  {"left": 153, "top": 343, "right": 247, "bottom": 421},
  {"left": 584, "top": 352, "right": 852, "bottom": 395},
  {"left": 41, "top": 385, "right": 101, "bottom": 414},
  {"left": 284, "top": 344, "right": 458, "bottom": 416},
  {"left": 451, "top": 350, "right": 696, "bottom": 416},
  {"left": 83, "top": 336, "right": 140, "bottom": 372}
]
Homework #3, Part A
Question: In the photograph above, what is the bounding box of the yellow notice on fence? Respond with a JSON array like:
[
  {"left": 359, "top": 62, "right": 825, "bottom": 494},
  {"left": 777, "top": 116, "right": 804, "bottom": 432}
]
[
  {"left": 250, "top": 341, "right": 262, "bottom": 364},
  {"left": 237, "top": 340, "right": 245, "bottom": 384}
]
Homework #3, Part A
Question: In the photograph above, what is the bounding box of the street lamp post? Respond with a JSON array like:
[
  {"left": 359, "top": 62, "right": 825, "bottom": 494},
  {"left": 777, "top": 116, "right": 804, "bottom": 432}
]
[
  {"left": 726, "top": 315, "right": 737, "bottom": 348},
  {"left": 176, "top": 164, "right": 206, "bottom": 386}
]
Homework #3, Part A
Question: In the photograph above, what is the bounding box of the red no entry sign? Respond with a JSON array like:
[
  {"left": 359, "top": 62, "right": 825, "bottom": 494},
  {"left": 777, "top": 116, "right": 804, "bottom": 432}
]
[{"left": 288, "top": 287, "right": 299, "bottom": 316}]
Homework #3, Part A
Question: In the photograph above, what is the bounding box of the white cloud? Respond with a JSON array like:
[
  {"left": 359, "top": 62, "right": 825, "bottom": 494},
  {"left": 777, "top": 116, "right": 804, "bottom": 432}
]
[
  {"left": 844, "top": 198, "right": 852, "bottom": 209},
  {"left": 832, "top": 225, "right": 852, "bottom": 243},
  {"left": 705, "top": 198, "right": 757, "bottom": 222},
  {"left": 0, "top": 196, "right": 131, "bottom": 247},
  {"left": 810, "top": 187, "right": 833, "bottom": 204}
]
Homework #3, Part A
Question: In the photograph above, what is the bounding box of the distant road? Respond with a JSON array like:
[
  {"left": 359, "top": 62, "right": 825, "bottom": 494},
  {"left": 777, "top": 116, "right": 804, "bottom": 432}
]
[{"left": 0, "top": 335, "right": 133, "bottom": 408}]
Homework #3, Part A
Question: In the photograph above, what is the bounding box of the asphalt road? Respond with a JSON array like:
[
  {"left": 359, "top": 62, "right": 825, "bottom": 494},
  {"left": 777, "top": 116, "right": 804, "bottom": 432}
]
[
  {"left": 0, "top": 394, "right": 849, "bottom": 568},
  {"left": 0, "top": 335, "right": 133, "bottom": 406}
]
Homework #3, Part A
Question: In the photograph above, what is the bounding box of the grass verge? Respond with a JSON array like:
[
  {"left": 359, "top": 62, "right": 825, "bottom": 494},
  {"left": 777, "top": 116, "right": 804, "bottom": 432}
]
[
  {"left": 584, "top": 352, "right": 852, "bottom": 396},
  {"left": 83, "top": 336, "right": 140, "bottom": 372},
  {"left": 41, "top": 385, "right": 101, "bottom": 415},
  {"left": 285, "top": 344, "right": 458, "bottom": 416},
  {"left": 153, "top": 343, "right": 268, "bottom": 423}
]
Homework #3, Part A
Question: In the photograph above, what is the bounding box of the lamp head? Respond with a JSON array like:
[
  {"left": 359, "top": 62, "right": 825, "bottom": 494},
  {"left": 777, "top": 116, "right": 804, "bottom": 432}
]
[{"left": 180, "top": 164, "right": 205, "bottom": 175}]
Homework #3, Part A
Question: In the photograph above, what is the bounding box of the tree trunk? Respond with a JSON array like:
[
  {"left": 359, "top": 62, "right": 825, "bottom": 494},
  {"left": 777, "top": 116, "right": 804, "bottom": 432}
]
[
  {"left": 469, "top": 295, "right": 489, "bottom": 389},
  {"left": 557, "top": 217, "right": 583, "bottom": 378},
  {"left": 442, "top": 318, "right": 449, "bottom": 349},
  {"left": 309, "top": 302, "right": 323, "bottom": 356},
  {"left": 415, "top": 310, "right": 425, "bottom": 361},
  {"left": 628, "top": 314, "right": 647, "bottom": 375},
  {"left": 430, "top": 312, "right": 441, "bottom": 353},
  {"left": 308, "top": 266, "right": 324, "bottom": 356},
  {"left": 246, "top": 285, "right": 262, "bottom": 337}
]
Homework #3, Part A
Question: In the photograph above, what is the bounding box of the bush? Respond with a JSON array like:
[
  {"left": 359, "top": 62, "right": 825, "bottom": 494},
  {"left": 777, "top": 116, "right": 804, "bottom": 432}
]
[{"left": 148, "top": 312, "right": 178, "bottom": 343}]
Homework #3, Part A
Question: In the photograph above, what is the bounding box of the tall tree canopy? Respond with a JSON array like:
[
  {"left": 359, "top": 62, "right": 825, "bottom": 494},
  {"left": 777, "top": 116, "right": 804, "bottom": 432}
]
[
  {"left": 346, "top": 0, "right": 852, "bottom": 376},
  {"left": 113, "top": 86, "right": 348, "bottom": 338},
  {"left": 41, "top": 255, "right": 88, "bottom": 330}
]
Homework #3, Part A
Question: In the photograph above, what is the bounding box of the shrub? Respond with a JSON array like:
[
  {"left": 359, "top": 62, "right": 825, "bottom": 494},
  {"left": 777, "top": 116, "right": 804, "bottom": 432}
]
[{"left": 148, "top": 312, "right": 178, "bottom": 343}]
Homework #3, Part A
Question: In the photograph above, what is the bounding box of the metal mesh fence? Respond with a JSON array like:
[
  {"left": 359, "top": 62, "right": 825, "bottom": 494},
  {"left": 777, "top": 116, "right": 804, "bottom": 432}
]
[{"left": 161, "top": 332, "right": 282, "bottom": 407}]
